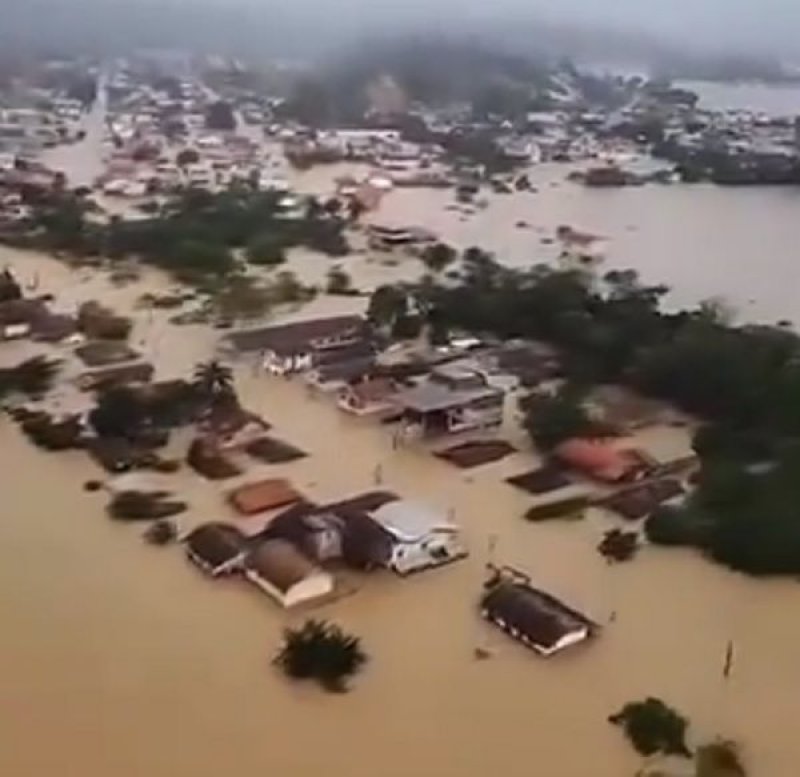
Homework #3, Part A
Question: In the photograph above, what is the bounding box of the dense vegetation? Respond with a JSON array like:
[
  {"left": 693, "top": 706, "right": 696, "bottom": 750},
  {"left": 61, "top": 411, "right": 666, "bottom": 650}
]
[
  {"left": 274, "top": 620, "right": 367, "bottom": 693},
  {"left": 6, "top": 187, "right": 350, "bottom": 281},
  {"left": 371, "top": 251, "right": 800, "bottom": 576},
  {"left": 280, "top": 38, "right": 558, "bottom": 128}
]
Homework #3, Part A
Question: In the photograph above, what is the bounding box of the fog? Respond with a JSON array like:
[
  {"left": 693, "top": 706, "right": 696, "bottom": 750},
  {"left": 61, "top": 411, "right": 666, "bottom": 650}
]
[{"left": 0, "top": 0, "right": 799, "bottom": 62}]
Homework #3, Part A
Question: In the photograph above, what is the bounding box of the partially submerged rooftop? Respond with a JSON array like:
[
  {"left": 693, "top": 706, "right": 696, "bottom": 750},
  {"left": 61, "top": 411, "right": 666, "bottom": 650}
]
[
  {"left": 481, "top": 569, "right": 596, "bottom": 656},
  {"left": 223, "top": 315, "right": 367, "bottom": 354}
]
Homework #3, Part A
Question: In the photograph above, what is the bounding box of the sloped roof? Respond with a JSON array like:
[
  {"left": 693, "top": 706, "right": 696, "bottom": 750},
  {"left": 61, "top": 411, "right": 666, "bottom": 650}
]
[
  {"left": 555, "top": 439, "right": 642, "bottom": 483},
  {"left": 370, "top": 500, "right": 455, "bottom": 542},
  {"left": 225, "top": 316, "right": 366, "bottom": 353},
  {"left": 228, "top": 478, "right": 303, "bottom": 516},
  {"left": 185, "top": 523, "right": 247, "bottom": 569},
  {"left": 482, "top": 581, "right": 593, "bottom": 652},
  {"left": 246, "top": 539, "right": 321, "bottom": 593}
]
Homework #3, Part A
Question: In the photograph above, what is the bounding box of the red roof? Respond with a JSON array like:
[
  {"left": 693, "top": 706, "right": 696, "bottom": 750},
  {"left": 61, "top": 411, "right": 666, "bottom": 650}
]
[{"left": 555, "top": 439, "right": 642, "bottom": 483}]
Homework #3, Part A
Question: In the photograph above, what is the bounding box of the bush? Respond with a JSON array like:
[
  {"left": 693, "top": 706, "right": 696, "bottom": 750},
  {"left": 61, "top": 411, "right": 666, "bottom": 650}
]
[
  {"left": 0, "top": 357, "right": 60, "bottom": 399},
  {"left": 77, "top": 301, "right": 132, "bottom": 341},
  {"left": 645, "top": 506, "right": 711, "bottom": 547},
  {"left": 392, "top": 313, "right": 423, "bottom": 340},
  {"left": 695, "top": 740, "right": 746, "bottom": 777},
  {"left": 520, "top": 386, "right": 594, "bottom": 452},
  {"left": 274, "top": 619, "right": 367, "bottom": 692},
  {"left": 421, "top": 242, "right": 457, "bottom": 273},
  {"left": 609, "top": 697, "right": 692, "bottom": 758},
  {"left": 143, "top": 519, "right": 178, "bottom": 546},
  {"left": 246, "top": 233, "right": 287, "bottom": 267},
  {"left": 326, "top": 265, "right": 353, "bottom": 295}
]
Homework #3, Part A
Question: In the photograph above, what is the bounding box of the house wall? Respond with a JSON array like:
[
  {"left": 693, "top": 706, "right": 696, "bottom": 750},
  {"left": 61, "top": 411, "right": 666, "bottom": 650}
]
[
  {"left": 284, "top": 572, "right": 335, "bottom": 608},
  {"left": 186, "top": 548, "right": 243, "bottom": 577},
  {"left": 262, "top": 351, "right": 312, "bottom": 375},
  {"left": 337, "top": 389, "right": 395, "bottom": 416},
  {"left": 245, "top": 569, "right": 334, "bottom": 608}
]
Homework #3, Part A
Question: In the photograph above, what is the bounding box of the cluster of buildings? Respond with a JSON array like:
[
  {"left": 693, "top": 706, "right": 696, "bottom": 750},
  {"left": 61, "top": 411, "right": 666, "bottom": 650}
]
[{"left": 96, "top": 61, "right": 287, "bottom": 198}]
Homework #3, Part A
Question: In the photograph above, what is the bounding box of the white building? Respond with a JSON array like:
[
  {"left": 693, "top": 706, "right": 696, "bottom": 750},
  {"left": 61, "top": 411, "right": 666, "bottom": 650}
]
[{"left": 369, "top": 500, "right": 467, "bottom": 575}]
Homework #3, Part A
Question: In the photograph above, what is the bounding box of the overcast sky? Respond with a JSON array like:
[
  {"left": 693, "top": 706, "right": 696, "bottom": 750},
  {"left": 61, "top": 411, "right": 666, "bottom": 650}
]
[
  {"left": 2, "top": 0, "right": 800, "bottom": 59},
  {"left": 205, "top": 0, "right": 800, "bottom": 56}
]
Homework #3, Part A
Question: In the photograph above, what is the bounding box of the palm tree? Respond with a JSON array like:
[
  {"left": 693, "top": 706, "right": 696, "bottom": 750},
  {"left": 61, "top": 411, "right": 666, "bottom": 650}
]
[
  {"left": 274, "top": 619, "right": 367, "bottom": 693},
  {"left": 193, "top": 360, "right": 234, "bottom": 401}
]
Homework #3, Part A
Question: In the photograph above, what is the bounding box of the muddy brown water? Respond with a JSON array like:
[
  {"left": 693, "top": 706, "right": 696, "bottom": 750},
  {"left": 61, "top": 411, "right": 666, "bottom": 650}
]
[
  {"left": 6, "top": 115, "right": 800, "bottom": 772},
  {"left": 1, "top": 307, "right": 800, "bottom": 774}
]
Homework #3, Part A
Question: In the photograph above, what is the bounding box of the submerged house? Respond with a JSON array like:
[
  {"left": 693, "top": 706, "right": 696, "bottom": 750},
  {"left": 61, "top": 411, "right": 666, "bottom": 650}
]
[
  {"left": 481, "top": 569, "right": 596, "bottom": 656},
  {"left": 222, "top": 315, "right": 369, "bottom": 375},
  {"left": 554, "top": 439, "right": 649, "bottom": 484},
  {"left": 396, "top": 364, "right": 505, "bottom": 438},
  {"left": 369, "top": 499, "right": 467, "bottom": 575},
  {"left": 337, "top": 377, "right": 398, "bottom": 416},
  {"left": 244, "top": 538, "right": 334, "bottom": 608},
  {"left": 367, "top": 223, "right": 436, "bottom": 251},
  {"left": 256, "top": 492, "right": 466, "bottom": 576},
  {"left": 304, "top": 340, "right": 377, "bottom": 391},
  {"left": 257, "top": 491, "right": 398, "bottom": 571},
  {"left": 184, "top": 522, "right": 248, "bottom": 577},
  {"left": 228, "top": 478, "right": 303, "bottom": 516}
]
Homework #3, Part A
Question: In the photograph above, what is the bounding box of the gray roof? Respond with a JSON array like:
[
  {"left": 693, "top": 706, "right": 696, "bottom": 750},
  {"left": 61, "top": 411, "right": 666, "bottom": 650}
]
[
  {"left": 370, "top": 500, "right": 456, "bottom": 542},
  {"left": 396, "top": 380, "right": 501, "bottom": 413}
]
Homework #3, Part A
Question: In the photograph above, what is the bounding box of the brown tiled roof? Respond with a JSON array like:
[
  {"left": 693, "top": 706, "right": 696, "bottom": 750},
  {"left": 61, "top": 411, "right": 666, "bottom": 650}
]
[
  {"left": 246, "top": 539, "right": 318, "bottom": 592},
  {"left": 482, "top": 581, "right": 594, "bottom": 652},
  {"left": 228, "top": 478, "right": 303, "bottom": 516},
  {"left": 185, "top": 523, "right": 247, "bottom": 570}
]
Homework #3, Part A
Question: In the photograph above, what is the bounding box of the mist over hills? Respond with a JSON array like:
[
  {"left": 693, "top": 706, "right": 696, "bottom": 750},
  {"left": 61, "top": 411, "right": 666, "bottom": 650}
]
[{"left": 0, "top": 0, "right": 796, "bottom": 68}]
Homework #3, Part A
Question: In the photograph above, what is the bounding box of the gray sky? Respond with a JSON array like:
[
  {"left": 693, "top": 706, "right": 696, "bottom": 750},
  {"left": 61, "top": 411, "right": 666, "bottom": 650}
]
[
  {"left": 2, "top": 0, "right": 799, "bottom": 59},
  {"left": 233, "top": 0, "right": 800, "bottom": 57}
]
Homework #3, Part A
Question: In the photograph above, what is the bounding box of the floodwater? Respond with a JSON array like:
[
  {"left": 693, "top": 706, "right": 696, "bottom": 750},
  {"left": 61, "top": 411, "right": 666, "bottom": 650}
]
[
  {"left": 1, "top": 250, "right": 800, "bottom": 777},
  {"left": 294, "top": 162, "right": 800, "bottom": 326},
  {"left": 40, "top": 91, "right": 800, "bottom": 325},
  {"left": 678, "top": 80, "right": 800, "bottom": 116},
  {"left": 5, "top": 93, "right": 800, "bottom": 775}
]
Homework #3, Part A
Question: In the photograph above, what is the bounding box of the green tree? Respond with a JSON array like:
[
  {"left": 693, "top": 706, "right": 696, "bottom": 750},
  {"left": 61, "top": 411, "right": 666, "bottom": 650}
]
[
  {"left": 520, "top": 386, "right": 593, "bottom": 452},
  {"left": 274, "top": 619, "right": 367, "bottom": 692},
  {"left": 89, "top": 387, "right": 146, "bottom": 439},
  {"left": 192, "top": 360, "right": 234, "bottom": 401},
  {"left": 212, "top": 275, "right": 272, "bottom": 321},
  {"left": 246, "top": 233, "right": 286, "bottom": 267},
  {"left": 609, "top": 698, "right": 692, "bottom": 759},
  {"left": 170, "top": 240, "right": 234, "bottom": 275},
  {"left": 176, "top": 148, "right": 200, "bottom": 168},
  {"left": 326, "top": 265, "right": 353, "bottom": 295},
  {"left": 421, "top": 242, "right": 457, "bottom": 273},
  {"left": 0, "top": 357, "right": 60, "bottom": 399},
  {"left": 366, "top": 285, "right": 408, "bottom": 330},
  {"left": 271, "top": 271, "right": 310, "bottom": 304}
]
